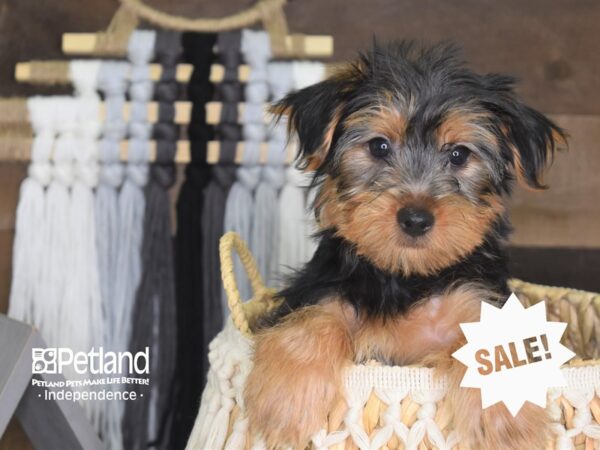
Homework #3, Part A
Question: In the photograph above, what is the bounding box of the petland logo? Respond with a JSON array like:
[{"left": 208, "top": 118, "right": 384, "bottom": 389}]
[{"left": 32, "top": 347, "right": 150, "bottom": 375}]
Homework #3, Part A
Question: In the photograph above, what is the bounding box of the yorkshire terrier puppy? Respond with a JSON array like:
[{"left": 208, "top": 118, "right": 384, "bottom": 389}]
[{"left": 245, "top": 41, "right": 565, "bottom": 449}]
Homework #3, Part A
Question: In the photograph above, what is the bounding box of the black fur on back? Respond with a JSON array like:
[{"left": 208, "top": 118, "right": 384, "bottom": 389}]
[{"left": 266, "top": 218, "right": 512, "bottom": 325}]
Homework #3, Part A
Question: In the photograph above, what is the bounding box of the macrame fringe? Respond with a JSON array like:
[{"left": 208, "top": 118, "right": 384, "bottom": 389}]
[
  {"left": 8, "top": 97, "right": 54, "bottom": 327},
  {"left": 67, "top": 60, "right": 105, "bottom": 432}
]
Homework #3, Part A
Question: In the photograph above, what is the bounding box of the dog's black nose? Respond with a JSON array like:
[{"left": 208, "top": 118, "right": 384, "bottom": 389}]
[{"left": 397, "top": 207, "right": 435, "bottom": 237}]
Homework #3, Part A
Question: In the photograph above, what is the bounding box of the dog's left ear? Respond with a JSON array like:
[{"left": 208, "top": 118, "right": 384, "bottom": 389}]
[
  {"left": 270, "top": 73, "right": 355, "bottom": 171},
  {"left": 483, "top": 73, "right": 567, "bottom": 189},
  {"left": 504, "top": 104, "right": 567, "bottom": 190}
]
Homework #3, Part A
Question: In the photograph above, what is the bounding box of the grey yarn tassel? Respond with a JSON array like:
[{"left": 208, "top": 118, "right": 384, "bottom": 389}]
[
  {"left": 97, "top": 60, "right": 129, "bottom": 351},
  {"left": 123, "top": 142, "right": 177, "bottom": 450},
  {"left": 122, "top": 30, "right": 180, "bottom": 450}
]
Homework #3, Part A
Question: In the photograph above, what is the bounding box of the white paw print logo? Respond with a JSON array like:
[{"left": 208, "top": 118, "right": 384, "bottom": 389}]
[{"left": 32, "top": 348, "right": 57, "bottom": 374}]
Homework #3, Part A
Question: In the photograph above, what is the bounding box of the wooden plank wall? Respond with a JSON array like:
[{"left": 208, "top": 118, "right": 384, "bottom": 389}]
[
  {"left": 0, "top": 0, "right": 599, "bottom": 299},
  {"left": 0, "top": 0, "right": 598, "bottom": 446}
]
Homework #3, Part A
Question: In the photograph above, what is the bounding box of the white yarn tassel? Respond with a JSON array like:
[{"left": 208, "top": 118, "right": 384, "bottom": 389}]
[
  {"left": 119, "top": 28, "right": 154, "bottom": 349},
  {"left": 114, "top": 28, "right": 154, "bottom": 353},
  {"left": 267, "top": 61, "right": 294, "bottom": 101},
  {"left": 251, "top": 142, "right": 286, "bottom": 286},
  {"left": 114, "top": 140, "right": 149, "bottom": 350},
  {"left": 264, "top": 62, "right": 293, "bottom": 286},
  {"left": 105, "top": 30, "right": 154, "bottom": 450},
  {"left": 68, "top": 60, "right": 104, "bottom": 431},
  {"left": 277, "top": 167, "right": 317, "bottom": 281},
  {"left": 223, "top": 143, "right": 261, "bottom": 307},
  {"left": 241, "top": 29, "right": 271, "bottom": 95},
  {"left": 8, "top": 97, "right": 54, "bottom": 325},
  {"left": 109, "top": 139, "right": 148, "bottom": 450},
  {"left": 42, "top": 97, "right": 77, "bottom": 350},
  {"left": 225, "top": 29, "right": 271, "bottom": 305},
  {"left": 280, "top": 61, "right": 325, "bottom": 269},
  {"left": 250, "top": 62, "right": 293, "bottom": 286},
  {"left": 241, "top": 30, "right": 272, "bottom": 68},
  {"left": 292, "top": 61, "right": 326, "bottom": 90}
]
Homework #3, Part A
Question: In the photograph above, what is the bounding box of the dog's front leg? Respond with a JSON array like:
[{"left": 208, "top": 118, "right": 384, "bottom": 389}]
[
  {"left": 412, "top": 285, "right": 549, "bottom": 450},
  {"left": 424, "top": 335, "right": 549, "bottom": 449},
  {"left": 245, "top": 300, "right": 355, "bottom": 448},
  {"left": 432, "top": 350, "right": 549, "bottom": 450}
]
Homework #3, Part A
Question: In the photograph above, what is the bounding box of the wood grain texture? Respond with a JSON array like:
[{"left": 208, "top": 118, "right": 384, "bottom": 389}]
[
  {"left": 0, "top": 2, "right": 599, "bottom": 445},
  {"left": 0, "top": 163, "right": 26, "bottom": 314},
  {"left": 511, "top": 114, "right": 600, "bottom": 248},
  {"left": 1, "top": 0, "right": 600, "bottom": 113}
]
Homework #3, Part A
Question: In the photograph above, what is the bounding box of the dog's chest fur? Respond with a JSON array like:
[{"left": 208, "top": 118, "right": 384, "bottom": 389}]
[
  {"left": 354, "top": 289, "right": 483, "bottom": 365},
  {"left": 265, "top": 222, "right": 511, "bottom": 365},
  {"left": 271, "top": 221, "right": 510, "bottom": 321}
]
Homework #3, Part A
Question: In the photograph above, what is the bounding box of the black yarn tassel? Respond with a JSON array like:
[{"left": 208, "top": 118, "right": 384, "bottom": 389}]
[
  {"left": 123, "top": 30, "right": 181, "bottom": 450},
  {"left": 197, "top": 31, "right": 243, "bottom": 396},
  {"left": 170, "top": 32, "right": 217, "bottom": 450},
  {"left": 200, "top": 144, "right": 237, "bottom": 352}
]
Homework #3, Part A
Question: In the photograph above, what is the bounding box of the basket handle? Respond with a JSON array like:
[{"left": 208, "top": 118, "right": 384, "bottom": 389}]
[{"left": 219, "top": 232, "right": 268, "bottom": 334}]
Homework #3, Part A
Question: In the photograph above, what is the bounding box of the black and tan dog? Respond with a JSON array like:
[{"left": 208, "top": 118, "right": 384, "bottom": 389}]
[{"left": 245, "top": 41, "right": 566, "bottom": 449}]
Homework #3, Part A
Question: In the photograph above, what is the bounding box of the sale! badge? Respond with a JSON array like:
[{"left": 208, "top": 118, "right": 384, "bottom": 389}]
[{"left": 452, "top": 293, "right": 575, "bottom": 416}]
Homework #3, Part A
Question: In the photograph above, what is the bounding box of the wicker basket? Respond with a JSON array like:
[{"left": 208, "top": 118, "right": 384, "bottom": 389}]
[{"left": 187, "top": 232, "right": 600, "bottom": 450}]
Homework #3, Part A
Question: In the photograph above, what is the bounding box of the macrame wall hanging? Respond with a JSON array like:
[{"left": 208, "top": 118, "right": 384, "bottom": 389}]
[
  {"left": 122, "top": 30, "right": 180, "bottom": 450},
  {"left": 96, "top": 59, "right": 130, "bottom": 449},
  {"left": 3, "top": 1, "right": 334, "bottom": 449},
  {"left": 172, "top": 31, "right": 218, "bottom": 450}
]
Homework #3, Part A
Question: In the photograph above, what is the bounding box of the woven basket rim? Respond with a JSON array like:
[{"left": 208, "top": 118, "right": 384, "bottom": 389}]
[
  {"left": 223, "top": 318, "right": 600, "bottom": 391},
  {"left": 509, "top": 278, "right": 600, "bottom": 298},
  {"left": 343, "top": 362, "right": 600, "bottom": 391}
]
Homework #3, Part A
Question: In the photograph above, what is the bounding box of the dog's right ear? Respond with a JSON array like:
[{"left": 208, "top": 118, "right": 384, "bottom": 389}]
[{"left": 271, "top": 75, "right": 353, "bottom": 171}]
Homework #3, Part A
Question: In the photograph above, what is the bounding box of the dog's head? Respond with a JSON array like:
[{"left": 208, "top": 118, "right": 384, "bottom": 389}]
[{"left": 274, "top": 41, "right": 566, "bottom": 276}]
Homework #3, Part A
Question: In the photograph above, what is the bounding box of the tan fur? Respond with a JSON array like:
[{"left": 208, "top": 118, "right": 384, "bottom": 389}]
[
  {"left": 320, "top": 188, "right": 504, "bottom": 275},
  {"left": 437, "top": 109, "right": 497, "bottom": 148},
  {"left": 254, "top": 78, "right": 547, "bottom": 449},
  {"left": 355, "top": 284, "right": 485, "bottom": 365},
  {"left": 425, "top": 342, "right": 549, "bottom": 450},
  {"left": 246, "top": 285, "right": 549, "bottom": 448},
  {"left": 245, "top": 300, "right": 356, "bottom": 448},
  {"left": 345, "top": 105, "right": 408, "bottom": 144}
]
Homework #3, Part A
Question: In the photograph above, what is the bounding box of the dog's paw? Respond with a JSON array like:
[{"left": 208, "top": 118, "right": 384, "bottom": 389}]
[
  {"left": 245, "top": 360, "right": 338, "bottom": 448},
  {"left": 449, "top": 386, "right": 548, "bottom": 450},
  {"left": 479, "top": 401, "right": 549, "bottom": 450}
]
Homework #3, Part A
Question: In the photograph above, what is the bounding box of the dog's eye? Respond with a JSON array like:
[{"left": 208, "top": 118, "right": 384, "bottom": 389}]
[
  {"left": 449, "top": 145, "right": 471, "bottom": 166},
  {"left": 368, "top": 138, "right": 392, "bottom": 158}
]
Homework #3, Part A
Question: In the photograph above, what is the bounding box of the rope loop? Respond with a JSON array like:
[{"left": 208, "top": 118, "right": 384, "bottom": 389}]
[
  {"left": 219, "top": 232, "right": 272, "bottom": 335},
  {"left": 120, "top": 0, "right": 286, "bottom": 32},
  {"left": 94, "top": 0, "right": 293, "bottom": 56}
]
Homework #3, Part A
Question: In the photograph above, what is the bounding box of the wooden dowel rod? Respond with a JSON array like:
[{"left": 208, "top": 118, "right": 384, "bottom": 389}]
[
  {"left": 15, "top": 62, "right": 251, "bottom": 84},
  {"left": 62, "top": 33, "right": 333, "bottom": 58},
  {"left": 0, "top": 99, "right": 193, "bottom": 125},
  {"left": 0, "top": 139, "right": 297, "bottom": 165},
  {"left": 15, "top": 60, "right": 337, "bottom": 85},
  {"left": 0, "top": 99, "right": 276, "bottom": 125},
  {"left": 205, "top": 102, "right": 273, "bottom": 124}
]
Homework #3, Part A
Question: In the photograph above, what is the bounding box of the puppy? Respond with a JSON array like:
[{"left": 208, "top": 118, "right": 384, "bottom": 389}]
[{"left": 245, "top": 41, "right": 565, "bottom": 449}]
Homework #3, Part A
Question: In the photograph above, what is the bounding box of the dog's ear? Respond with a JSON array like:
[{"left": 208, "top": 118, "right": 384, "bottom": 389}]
[
  {"left": 270, "top": 76, "right": 353, "bottom": 171},
  {"left": 503, "top": 104, "right": 567, "bottom": 190},
  {"left": 482, "top": 74, "right": 567, "bottom": 190},
  {"left": 483, "top": 78, "right": 567, "bottom": 189}
]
